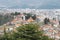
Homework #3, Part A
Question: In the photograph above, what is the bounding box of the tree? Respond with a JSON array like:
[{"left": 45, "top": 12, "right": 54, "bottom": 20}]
[
  {"left": 44, "top": 18, "right": 50, "bottom": 24},
  {"left": 25, "top": 13, "right": 33, "bottom": 20},
  {"left": 0, "top": 14, "right": 14, "bottom": 26},
  {"left": 13, "top": 23, "right": 53, "bottom": 40},
  {"left": 0, "top": 23, "right": 54, "bottom": 40},
  {"left": 11, "top": 12, "right": 20, "bottom": 16},
  {"left": 32, "top": 14, "right": 36, "bottom": 20},
  {"left": 15, "top": 12, "right": 20, "bottom": 15},
  {"left": 47, "top": 18, "right": 50, "bottom": 23}
]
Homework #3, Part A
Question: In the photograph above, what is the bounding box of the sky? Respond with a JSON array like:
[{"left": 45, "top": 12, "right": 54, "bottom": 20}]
[{"left": 0, "top": 0, "right": 60, "bottom": 9}]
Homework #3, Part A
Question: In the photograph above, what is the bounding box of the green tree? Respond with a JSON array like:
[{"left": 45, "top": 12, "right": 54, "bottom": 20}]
[
  {"left": 32, "top": 14, "right": 36, "bottom": 20},
  {"left": 25, "top": 13, "right": 33, "bottom": 20},
  {"left": 11, "top": 12, "right": 20, "bottom": 16},
  {"left": 15, "top": 12, "right": 20, "bottom": 15},
  {"left": 13, "top": 23, "right": 53, "bottom": 40},
  {"left": 0, "top": 23, "right": 54, "bottom": 40},
  {"left": 44, "top": 18, "right": 50, "bottom": 24}
]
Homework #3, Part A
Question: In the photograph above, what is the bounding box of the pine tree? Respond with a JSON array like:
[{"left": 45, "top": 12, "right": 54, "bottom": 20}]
[
  {"left": 0, "top": 23, "right": 54, "bottom": 40},
  {"left": 13, "top": 23, "right": 54, "bottom": 40}
]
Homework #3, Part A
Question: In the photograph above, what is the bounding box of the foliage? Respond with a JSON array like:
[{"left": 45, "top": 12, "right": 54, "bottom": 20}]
[
  {"left": 0, "top": 23, "right": 54, "bottom": 40},
  {"left": 0, "top": 14, "right": 14, "bottom": 25},
  {"left": 44, "top": 18, "right": 50, "bottom": 24},
  {"left": 32, "top": 15, "right": 36, "bottom": 20},
  {"left": 11, "top": 12, "right": 20, "bottom": 16},
  {"left": 25, "top": 13, "right": 36, "bottom": 20}
]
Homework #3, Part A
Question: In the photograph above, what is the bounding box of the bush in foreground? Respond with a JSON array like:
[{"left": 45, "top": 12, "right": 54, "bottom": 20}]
[{"left": 0, "top": 23, "right": 54, "bottom": 40}]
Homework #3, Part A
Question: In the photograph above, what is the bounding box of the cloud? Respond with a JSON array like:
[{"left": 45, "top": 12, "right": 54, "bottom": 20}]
[{"left": 0, "top": 0, "right": 60, "bottom": 9}]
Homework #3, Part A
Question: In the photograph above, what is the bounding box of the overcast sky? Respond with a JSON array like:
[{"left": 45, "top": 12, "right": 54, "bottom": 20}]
[{"left": 0, "top": 0, "right": 60, "bottom": 9}]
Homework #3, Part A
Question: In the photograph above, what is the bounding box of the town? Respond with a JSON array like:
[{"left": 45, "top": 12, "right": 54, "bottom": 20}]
[{"left": 0, "top": 8, "right": 60, "bottom": 40}]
